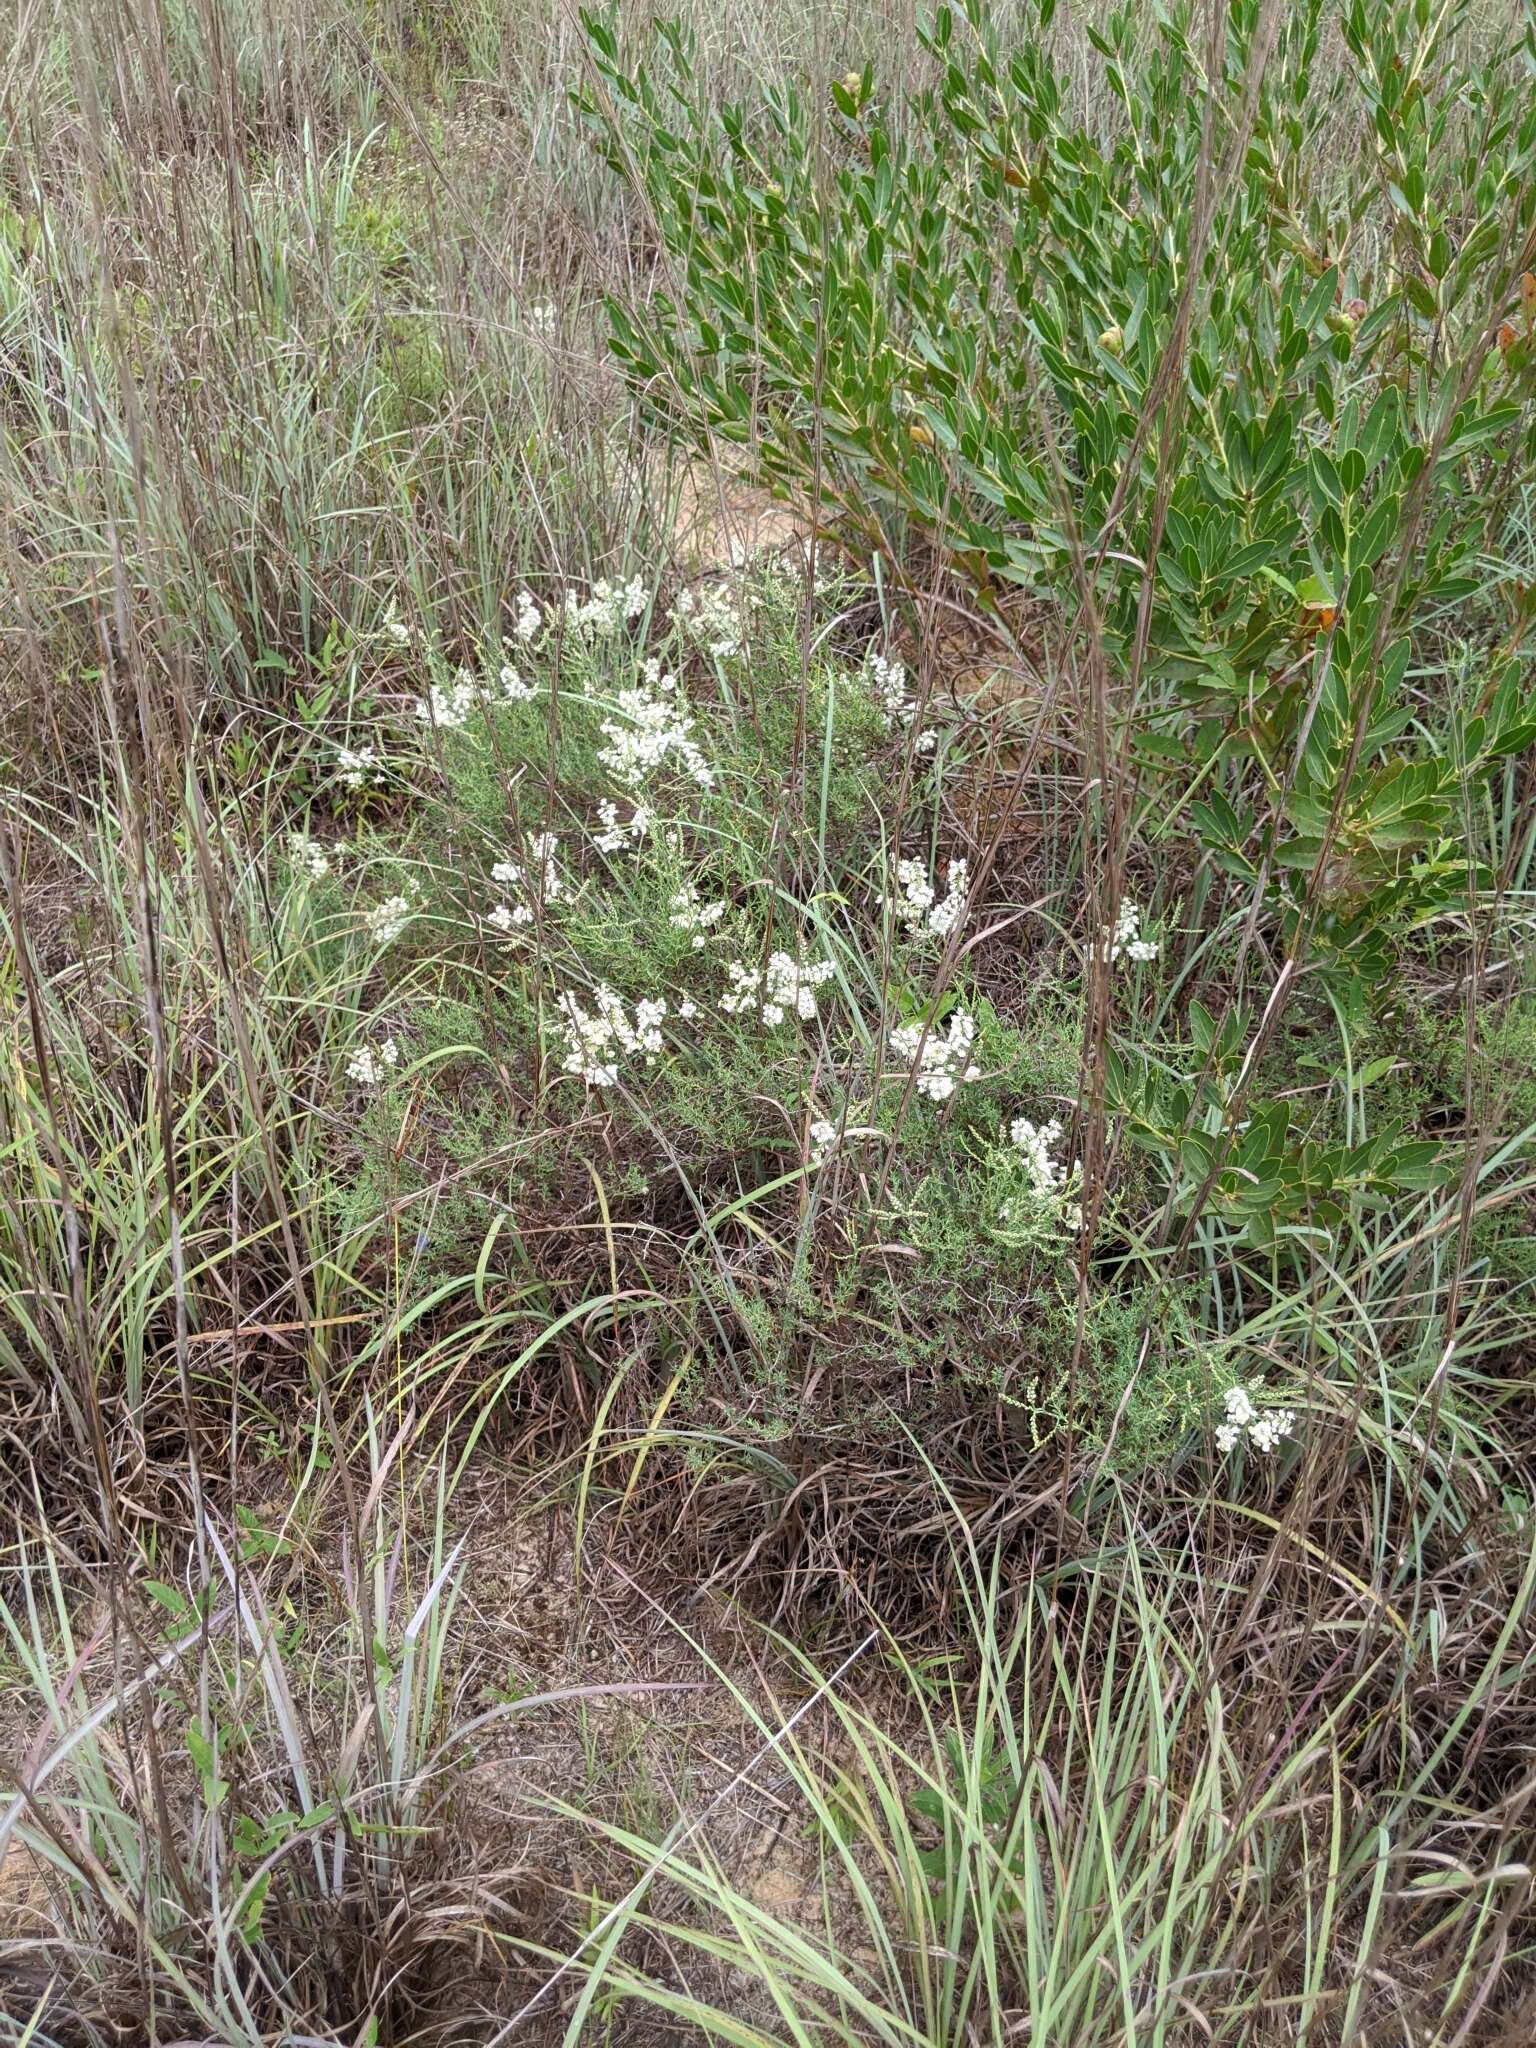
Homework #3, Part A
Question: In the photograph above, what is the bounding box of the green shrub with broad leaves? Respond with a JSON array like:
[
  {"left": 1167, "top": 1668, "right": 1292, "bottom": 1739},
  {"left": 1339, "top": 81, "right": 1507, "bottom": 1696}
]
[
  {"left": 576, "top": 0, "right": 1536, "bottom": 1263},
  {"left": 578, "top": 0, "right": 1536, "bottom": 990}
]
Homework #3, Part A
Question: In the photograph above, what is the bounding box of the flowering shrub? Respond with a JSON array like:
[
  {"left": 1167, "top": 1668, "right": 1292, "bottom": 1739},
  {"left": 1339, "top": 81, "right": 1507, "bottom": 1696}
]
[
  {"left": 18, "top": 14, "right": 1536, "bottom": 2039},
  {"left": 319, "top": 553, "right": 1474, "bottom": 1469},
  {"left": 321, "top": 568, "right": 1181, "bottom": 1445}
]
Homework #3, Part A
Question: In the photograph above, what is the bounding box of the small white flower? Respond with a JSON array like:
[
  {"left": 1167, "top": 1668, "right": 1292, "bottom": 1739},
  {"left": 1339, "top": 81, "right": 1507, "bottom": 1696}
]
[
  {"left": 1249, "top": 1409, "right": 1296, "bottom": 1455},
  {"left": 379, "top": 606, "right": 410, "bottom": 647},
  {"left": 528, "top": 301, "right": 556, "bottom": 336},
  {"left": 1223, "top": 1385, "right": 1257, "bottom": 1429},
  {"left": 347, "top": 1037, "right": 399, "bottom": 1087},
  {"left": 288, "top": 833, "right": 332, "bottom": 880},
  {"left": 417, "top": 670, "right": 480, "bottom": 730},
  {"left": 497, "top": 662, "right": 536, "bottom": 703},
  {"left": 865, "top": 648, "right": 934, "bottom": 750},
  {"left": 496, "top": 839, "right": 561, "bottom": 898},
  {"left": 927, "top": 860, "right": 969, "bottom": 936},
  {"left": 809, "top": 1117, "right": 839, "bottom": 1161},
  {"left": 889, "top": 858, "right": 935, "bottom": 928},
  {"left": 677, "top": 997, "right": 698, "bottom": 1021},
  {"left": 868, "top": 650, "right": 909, "bottom": 721},
  {"left": 487, "top": 901, "right": 533, "bottom": 935},
  {"left": 365, "top": 895, "right": 412, "bottom": 948},
  {"left": 527, "top": 833, "right": 563, "bottom": 901},
  {"left": 1008, "top": 1115, "right": 1081, "bottom": 1214},
  {"left": 488, "top": 837, "right": 563, "bottom": 928}
]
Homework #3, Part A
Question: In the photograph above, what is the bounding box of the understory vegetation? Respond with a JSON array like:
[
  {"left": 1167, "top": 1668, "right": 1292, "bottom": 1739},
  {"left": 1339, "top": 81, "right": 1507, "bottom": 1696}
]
[{"left": 1, "top": 0, "right": 1534, "bottom": 2041}]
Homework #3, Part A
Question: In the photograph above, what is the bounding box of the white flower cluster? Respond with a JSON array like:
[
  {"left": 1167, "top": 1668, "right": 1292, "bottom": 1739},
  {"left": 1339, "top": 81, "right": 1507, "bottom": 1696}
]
[
  {"left": 888, "top": 856, "right": 969, "bottom": 940},
  {"left": 496, "top": 661, "right": 536, "bottom": 703},
  {"left": 1009, "top": 1116, "right": 1072, "bottom": 1200},
  {"left": 1105, "top": 901, "right": 1159, "bottom": 965},
  {"left": 598, "top": 659, "right": 714, "bottom": 791},
  {"left": 418, "top": 671, "right": 478, "bottom": 729},
  {"left": 809, "top": 1117, "right": 840, "bottom": 1160},
  {"left": 593, "top": 799, "right": 650, "bottom": 854},
  {"left": 669, "top": 884, "right": 726, "bottom": 947},
  {"left": 528, "top": 833, "right": 565, "bottom": 900},
  {"left": 419, "top": 656, "right": 535, "bottom": 729},
  {"left": 720, "top": 950, "right": 835, "bottom": 1027},
  {"left": 672, "top": 583, "right": 744, "bottom": 660},
  {"left": 554, "top": 985, "right": 668, "bottom": 1087},
  {"left": 561, "top": 577, "right": 649, "bottom": 640},
  {"left": 347, "top": 1037, "right": 398, "bottom": 1086},
  {"left": 1005, "top": 1115, "right": 1083, "bottom": 1228},
  {"left": 889, "top": 1010, "right": 980, "bottom": 1102},
  {"left": 365, "top": 894, "right": 412, "bottom": 947},
  {"left": 1215, "top": 1385, "right": 1296, "bottom": 1457},
  {"left": 866, "top": 650, "right": 936, "bottom": 755},
  {"left": 512, "top": 588, "right": 542, "bottom": 644},
  {"left": 868, "top": 651, "right": 908, "bottom": 721},
  {"left": 337, "top": 744, "right": 380, "bottom": 790},
  {"left": 288, "top": 833, "right": 332, "bottom": 880},
  {"left": 488, "top": 834, "right": 563, "bottom": 934},
  {"left": 379, "top": 605, "right": 410, "bottom": 647}
]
